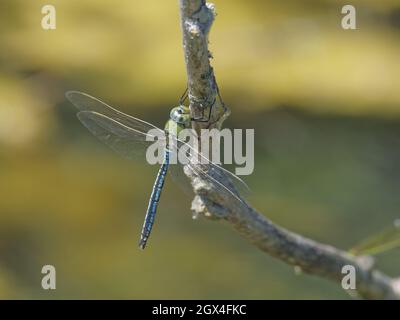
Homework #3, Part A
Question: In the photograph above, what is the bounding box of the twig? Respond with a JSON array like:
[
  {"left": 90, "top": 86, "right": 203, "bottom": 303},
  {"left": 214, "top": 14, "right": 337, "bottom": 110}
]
[{"left": 178, "top": 0, "right": 400, "bottom": 299}]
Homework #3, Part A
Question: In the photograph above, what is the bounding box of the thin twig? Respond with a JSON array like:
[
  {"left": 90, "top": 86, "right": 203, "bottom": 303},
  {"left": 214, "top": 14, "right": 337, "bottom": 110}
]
[{"left": 179, "top": 0, "right": 400, "bottom": 299}]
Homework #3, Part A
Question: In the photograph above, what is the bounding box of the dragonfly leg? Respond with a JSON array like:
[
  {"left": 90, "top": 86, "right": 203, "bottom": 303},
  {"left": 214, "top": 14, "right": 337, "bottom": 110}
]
[
  {"left": 179, "top": 88, "right": 188, "bottom": 106},
  {"left": 180, "top": 80, "right": 228, "bottom": 125},
  {"left": 190, "top": 82, "right": 227, "bottom": 125}
]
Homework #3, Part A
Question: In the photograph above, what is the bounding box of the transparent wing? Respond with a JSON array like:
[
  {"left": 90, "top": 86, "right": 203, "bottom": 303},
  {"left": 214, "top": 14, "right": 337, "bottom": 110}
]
[
  {"left": 167, "top": 135, "right": 251, "bottom": 204},
  {"left": 66, "top": 91, "right": 163, "bottom": 135},
  {"left": 76, "top": 111, "right": 165, "bottom": 160},
  {"left": 66, "top": 91, "right": 165, "bottom": 160},
  {"left": 170, "top": 135, "right": 251, "bottom": 199}
]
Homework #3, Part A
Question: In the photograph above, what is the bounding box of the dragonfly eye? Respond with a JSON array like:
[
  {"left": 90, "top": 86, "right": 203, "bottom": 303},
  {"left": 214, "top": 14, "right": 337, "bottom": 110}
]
[{"left": 170, "top": 106, "right": 190, "bottom": 126}]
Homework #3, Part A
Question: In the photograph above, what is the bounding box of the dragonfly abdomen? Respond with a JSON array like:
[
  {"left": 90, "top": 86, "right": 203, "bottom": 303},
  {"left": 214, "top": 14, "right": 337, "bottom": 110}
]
[{"left": 139, "top": 150, "right": 170, "bottom": 249}]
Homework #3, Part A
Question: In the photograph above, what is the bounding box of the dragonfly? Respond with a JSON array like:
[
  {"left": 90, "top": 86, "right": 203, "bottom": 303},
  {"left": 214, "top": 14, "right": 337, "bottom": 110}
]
[{"left": 66, "top": 91, "right": 249, "bottom": 249}]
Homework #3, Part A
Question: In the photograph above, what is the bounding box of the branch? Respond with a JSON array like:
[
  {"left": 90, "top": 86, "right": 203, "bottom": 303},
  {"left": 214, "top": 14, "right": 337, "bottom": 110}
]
[{"left": 179, "top": 0, "right": 400, "bottom": 300}]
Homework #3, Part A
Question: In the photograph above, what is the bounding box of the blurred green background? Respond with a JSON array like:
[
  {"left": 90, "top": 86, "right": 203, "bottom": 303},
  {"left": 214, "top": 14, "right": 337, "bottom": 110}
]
[{"left": 0, "top": 0, "right": 399, "bottom": 299}]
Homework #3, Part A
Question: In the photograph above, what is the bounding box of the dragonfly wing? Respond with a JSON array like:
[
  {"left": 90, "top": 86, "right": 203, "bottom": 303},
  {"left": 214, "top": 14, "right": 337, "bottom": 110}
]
[
  {"left": 77, "top": 111, "right": 166, "bottom": 161},
  {"left": 165, "top": 135, "right": 250, "bottom": 206},
  {"left": 196, "top": 158, "right": 251, "bottom": 198},
  {"left": 66, "top": 91, "right": 166, "bottom": 160},
  {"left": 172, "top": 135, "right": 251, "bottom": 198},
  {"left": 185, "top": 160, "right": 249, "bottom": 209},
  {"left": 66, "top": 91, "right": 162, "bottom": 134}
]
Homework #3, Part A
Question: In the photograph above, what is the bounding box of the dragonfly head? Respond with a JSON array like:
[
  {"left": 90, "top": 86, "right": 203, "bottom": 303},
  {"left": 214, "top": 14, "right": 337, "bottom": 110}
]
[
  {"left": 169, "top": 105, "right": 191, "bottom": 128},
  {"left": 165, "top": 105, "right": 191, "bottom": 137}
]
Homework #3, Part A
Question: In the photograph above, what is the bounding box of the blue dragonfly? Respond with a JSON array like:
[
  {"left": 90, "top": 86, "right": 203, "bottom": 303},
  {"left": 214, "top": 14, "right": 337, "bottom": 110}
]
[{"left": 66, "top": 91, "right": 249, "bottom": 249}]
